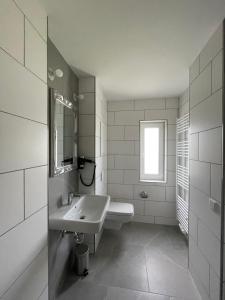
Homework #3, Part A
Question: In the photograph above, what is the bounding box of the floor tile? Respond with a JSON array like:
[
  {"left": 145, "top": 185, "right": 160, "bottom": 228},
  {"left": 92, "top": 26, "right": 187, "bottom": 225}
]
[
  {"left": 106, "top": 286, "right": 169, "bottom": 300},
  {"left": 56, "top": 223, "right": 200, "bottom": 300},
  {"left": 57, "top": 281, "right": 107, "bottom": 300},
  {"left": 146, "top": 249, "right": 198, "bottom": 299}
]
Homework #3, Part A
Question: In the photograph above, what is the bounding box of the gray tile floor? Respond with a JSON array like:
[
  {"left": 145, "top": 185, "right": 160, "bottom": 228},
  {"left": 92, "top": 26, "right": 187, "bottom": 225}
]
[{"left": 57, "top": 223, "right": 201, "bottom": 300}]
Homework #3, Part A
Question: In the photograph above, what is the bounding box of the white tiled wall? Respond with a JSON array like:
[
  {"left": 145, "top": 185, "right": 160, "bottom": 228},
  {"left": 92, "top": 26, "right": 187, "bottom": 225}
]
[
  {"left": 188, "top": 23, "right": 223, "bottom": 300},
  {"left": 78, "top": 76, "right": 96, "bottom": 195},
  {"left": 95, "top": 80, "right": 107, "bottom": 196},
  {"left": 179, "top": 88, "right": 189, "bottom": 117},
  {"left": 78, "top": 77, "right": 107, "bottom": 252},
  {"left": 107, "top": 98, "right": 178, "bottom": 225},
  {"left": 0, "top": 1, "right": 48, "bottom": 299}
]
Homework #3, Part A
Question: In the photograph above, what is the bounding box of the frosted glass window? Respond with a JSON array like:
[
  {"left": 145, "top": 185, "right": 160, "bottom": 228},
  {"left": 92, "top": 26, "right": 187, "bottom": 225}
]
[{"left": 140, "top": 120, "right": 167, "bottom": 182}]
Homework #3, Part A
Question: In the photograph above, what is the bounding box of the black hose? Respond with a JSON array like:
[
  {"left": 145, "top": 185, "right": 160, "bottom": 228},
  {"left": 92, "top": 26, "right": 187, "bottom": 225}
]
[{"left": 80, "top": 164, "right": 96, "bottom": 187}]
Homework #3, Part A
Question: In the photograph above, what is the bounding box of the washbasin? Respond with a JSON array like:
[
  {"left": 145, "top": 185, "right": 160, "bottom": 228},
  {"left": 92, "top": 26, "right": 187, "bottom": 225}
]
[{"left": 49, "top": 194, "right": 110, "bottom": 234}]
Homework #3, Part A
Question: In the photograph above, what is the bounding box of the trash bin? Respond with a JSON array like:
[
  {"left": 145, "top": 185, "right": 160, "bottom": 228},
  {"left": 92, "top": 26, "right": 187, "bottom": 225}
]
[{"left": 74, "top": 243, "right": 89, "bottom": 276}]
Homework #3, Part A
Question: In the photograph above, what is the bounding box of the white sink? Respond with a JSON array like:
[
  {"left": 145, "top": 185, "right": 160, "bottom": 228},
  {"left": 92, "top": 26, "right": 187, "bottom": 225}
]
[{"left": 49, "top": 194, "right": 110, "bottom": 234}]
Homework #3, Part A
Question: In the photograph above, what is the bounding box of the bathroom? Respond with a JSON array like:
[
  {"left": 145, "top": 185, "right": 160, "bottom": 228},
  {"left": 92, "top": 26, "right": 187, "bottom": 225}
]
[{"left": 0, "top": 0, "right": 224, "bottom": 299}]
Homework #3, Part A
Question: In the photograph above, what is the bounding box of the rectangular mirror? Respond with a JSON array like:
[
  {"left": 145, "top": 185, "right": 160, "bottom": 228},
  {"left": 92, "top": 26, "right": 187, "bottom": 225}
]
[{"left": 49, "top": 88, "right": 78, "bottom": 176}]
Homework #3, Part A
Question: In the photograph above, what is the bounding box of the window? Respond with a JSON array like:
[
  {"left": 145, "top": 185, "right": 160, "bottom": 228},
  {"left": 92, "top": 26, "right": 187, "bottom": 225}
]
[{"left": 140, "top": 120, "right": 167, "bottom": 182}]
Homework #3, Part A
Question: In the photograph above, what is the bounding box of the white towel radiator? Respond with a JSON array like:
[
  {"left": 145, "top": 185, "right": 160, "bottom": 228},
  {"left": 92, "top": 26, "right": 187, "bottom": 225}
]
[{"left": 176, "top": 113, "right": 189, "bottom": 236}]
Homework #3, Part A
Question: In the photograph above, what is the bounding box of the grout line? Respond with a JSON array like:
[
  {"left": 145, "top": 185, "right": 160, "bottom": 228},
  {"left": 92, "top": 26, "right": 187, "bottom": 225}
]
[
  {"left": 190, "top": 86, "right": 222, "bottom": 112},
  {"left": 0, "top": 110, "right": 47, "bottom": 126},
  {"left": 0, "top": 164, "right": 48, "bottom": 175},
  {"left": 23, "top": 15, "right": 25, "bottom": 66},
  {"left": 23, "top": 170, "right": 26, "bottom": 220},
  {"left": 12, "top": 0, "right": 47, "bottom": 43},
  {"left": 0, "top": 46, "right": 47, "bottom": 85},
  {"left": 0, "top": 205, "right": 47, "bottom": 239},
  {"left": 1, "top": 245, "right": 47, "bottom": 298},
  {"left": 24, "top": 204, "right": 48, "bottom": 220},
  {"left": 190, "top": 125, "right": 222, "bottom": 135},
  {"left": 37, "top": 284, "right": 48, "bottom": 300}
]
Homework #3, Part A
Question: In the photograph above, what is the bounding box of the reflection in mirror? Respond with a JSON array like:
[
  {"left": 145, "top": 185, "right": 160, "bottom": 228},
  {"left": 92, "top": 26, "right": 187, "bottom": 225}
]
[{"left": 50, "top": 89, "right": 78, "bottom": 176}]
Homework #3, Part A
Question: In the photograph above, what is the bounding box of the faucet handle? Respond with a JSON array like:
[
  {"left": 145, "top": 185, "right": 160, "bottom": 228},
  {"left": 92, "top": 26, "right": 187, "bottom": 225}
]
[{"left": 68, "top": 192, "right": 74, "bottom": 204}]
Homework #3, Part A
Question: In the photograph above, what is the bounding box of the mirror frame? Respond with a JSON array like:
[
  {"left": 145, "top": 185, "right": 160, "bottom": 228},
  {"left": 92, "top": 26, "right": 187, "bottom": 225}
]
[{"left": 49, "top": 88, "right": 77, "bottom": 177}]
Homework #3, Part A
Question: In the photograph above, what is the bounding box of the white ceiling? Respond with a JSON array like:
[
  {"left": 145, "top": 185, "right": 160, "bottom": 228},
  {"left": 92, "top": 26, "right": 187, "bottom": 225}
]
[{"left": 41, "top": 0, "right": 225, "bottom": 100}]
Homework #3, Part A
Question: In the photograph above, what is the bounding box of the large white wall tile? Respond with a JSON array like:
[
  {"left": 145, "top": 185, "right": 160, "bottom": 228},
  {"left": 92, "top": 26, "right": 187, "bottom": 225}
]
[
  {"left": 145, "top": 109, "right": 177, "bottom": 124},
  {"left": 108, "top": 141, "right": 135, "bottom": 155},
  {"left": 189, "top": 212, "right": 198, "bottom": 242},
  {"left": 134, "top": 141, "right": 140, "bottom": 155},
  {"left": 108, "top": 126, "right": 124, "bottom": 140},
  {"left": 168, "top": 125, "right": 176, "bottom": 140},
  {"left": 189, "top": 237, "right": 210, "bottom": 294},
  {"left": 0, "top": 0, "right": 24, "bottom": 63},
  {"left": 0, "top": 207, "right": 47, "bottom": 296},
  {"left": 14, "top": 0, "right": 47, "bottom": 41},
  {"left": 189, "top": 265, "right": 211, "bottom": 300},
  {"left": 168, "top": 140, "right": 176, "bottom": 155},
  {"left": 78, "top": 77, "right": 95, "bottom": 93},
  {"left": 165, "top": 187, "right": 176, "bottom": 202},
  {"left": 199, "top": 127, "right": 222, "bottom": 164},
  {"left": 211, "top": 164, "right": 222, "bottom": 203},
  {"left": 133, "top": 215, "right": 154, "bottom": 223},
  {"left": 78, "top": 93, "right": 95, "bottom": 115},
  {"left": 165, "top": 98, "right": 179, "bottom": 109},
  {"left": 2, "top": 246, "right": 48, "bottom": 300},
  {"left": 190, "top": 187, "right": 220, "bottom": 239},
  {"left": 108, "top": 100, "right": 134, "bottom": 111},
  {"left": 212, "top": 50, "right": 223, "bottom": 93},
  {"left": 179, "top": 102, "right": 189, "bottom": 117},
  {"left": 115, "top": 110, "right": 144, "bottom": 125},
  {"left": 79, "top": 115, "right": 95, "bottom": 136},
  {"left": 38, "top": 286, "right": 48, "bottom": 300},
  {"left": 179, "top": 88, "right": 189, "bottom": 106},
  {"left": 0, "top": 49, "right": 47, "bottom": 124},
  {"left": 0, "top": 113, "right": 47, "bottom": 173},
  {"left": 107, "top": 156, "right": 115, "bottom": 169},
  {"left": 145, "top": 201, "right": 176, "bottom": 218},
  {"left": 108, "top": 184, "right": 133, "bottom": 199},
  {"left": 167, "top": 171, "right": 176, "bottom": 186},
  {"left": 167, "top": 155, "right": 176, "bottom": 171},
  {"left": 124, "top": 126, "right": 139, "bottom": 140},
  {"left": 198, "top": 221, "right": 220, "bottom": 276},
  {"left": 190, "top": 89, "right": 222, "bottom": 134},
  {"left": 114, "top": 155, "right": 139, "bottom": 170},
  {"left": 210, "top": 266, "right": 220, "bottom": 300},
  {"left": 190, "top": 160, "right": 210, "bottom": 195},
  {"left": 107, "top": 170, "right": 123, "bottom": 184},
  {"left": 199, "top": 23, "right": 223, "bottom": 72},
  {"left": 0, "top": 171, "right": 24, "bottom": 236},
  {"left": 123, "top": 170, "right": 139, "bottom": 184},
  {"left": 134, "top": 98, "right": 165, "bottom": 110},
  {"left": 155, "top": 216, "right": 177, "bottom": 225},
  {"left": 131, "top": 200, "right": 145, "bottom": 215},
  {"left": 190, "top": 56, "right": 200, "bottom": 83},
  {"left": 190, "top": 63, "right": 211, "bottom": 108},
  {"left": 190, "top": 133, "right": 199, "bottom": 160},
  {"left": 107, "top": 112, "right": 115, "bottom": 125},
  {"left": 79, "top": 137, "right": 95, "bottom": 157},
  {"left": 25, "top": 19, "right": 47, "bottom": 82},
  {"left": 25, "top": 166, "right": 48, "bottom": 218}
]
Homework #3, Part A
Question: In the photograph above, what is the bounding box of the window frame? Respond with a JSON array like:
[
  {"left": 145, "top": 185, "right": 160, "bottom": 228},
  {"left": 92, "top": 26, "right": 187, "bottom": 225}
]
[{"left": 139, "top": 120, "right": 167, "bottom": 183}]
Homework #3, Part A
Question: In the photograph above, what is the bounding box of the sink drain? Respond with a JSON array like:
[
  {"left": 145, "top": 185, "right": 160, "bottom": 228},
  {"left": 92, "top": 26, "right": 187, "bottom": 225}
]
[{"left": 80, "top": 215, "right": 86, "bottom": 220}]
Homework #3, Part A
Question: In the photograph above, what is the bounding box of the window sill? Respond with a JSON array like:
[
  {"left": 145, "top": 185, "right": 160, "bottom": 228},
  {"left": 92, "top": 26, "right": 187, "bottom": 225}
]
[{"left": 140, "top": 179, "right": 167, "bottom": 184}]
